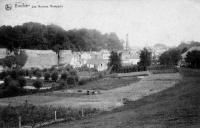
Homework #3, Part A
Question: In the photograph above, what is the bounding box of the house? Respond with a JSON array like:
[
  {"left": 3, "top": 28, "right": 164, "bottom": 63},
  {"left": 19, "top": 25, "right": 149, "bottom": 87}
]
[
  {"left": 180, "top": 46, "right": 200, "bottom": 66},
  {"left": 87, "top": 58, "right": 108, "bottom": 71},
  {"left": 120, "top": 50, "right": 140, "bottom": 66}
]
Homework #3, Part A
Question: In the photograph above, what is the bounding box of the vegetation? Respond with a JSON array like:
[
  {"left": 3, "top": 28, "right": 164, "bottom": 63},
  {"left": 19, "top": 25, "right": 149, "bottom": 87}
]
[
  {"left": 0, "top": 103, "right": 99, "bottom": 128},
  {"left": 33, "top": 80, "right": 43, "bottom": 89},
  {"left": 0, "top": 50, "right": 28, "bottom": 69},
  {"left": 159, "top": 48, "right": 181, "bottom": 65},
  {"left": 138, "top": 47, "right": 152, "bottom": 69},
  {"left": 108, "top": 51, "right": 122, "bottom": 72},
  {"left": 0, "top": 22, "right": 123, "bottom": 51},
  {"left": 185, "top": 50, "right": 200, "bottom": 69}
]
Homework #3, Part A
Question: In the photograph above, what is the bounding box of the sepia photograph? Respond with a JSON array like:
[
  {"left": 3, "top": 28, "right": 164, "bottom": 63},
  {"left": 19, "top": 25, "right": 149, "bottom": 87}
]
[{"left": 0, "top": 0, "right": 200, "bottom": 127}]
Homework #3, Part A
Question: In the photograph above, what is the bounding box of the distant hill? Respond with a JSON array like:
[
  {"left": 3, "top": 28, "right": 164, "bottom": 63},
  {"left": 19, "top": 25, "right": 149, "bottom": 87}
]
[{"left": 0, "top": 22, "right": 123, "bottom": 51}]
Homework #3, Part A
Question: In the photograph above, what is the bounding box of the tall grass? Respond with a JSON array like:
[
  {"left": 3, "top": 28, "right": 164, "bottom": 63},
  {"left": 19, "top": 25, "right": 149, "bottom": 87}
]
[
  {"left": 178, "top": 68, "right": 200, "bottom": 77},
  {"left": 0, "top": 103, "right": 99, "bottom": 128}
]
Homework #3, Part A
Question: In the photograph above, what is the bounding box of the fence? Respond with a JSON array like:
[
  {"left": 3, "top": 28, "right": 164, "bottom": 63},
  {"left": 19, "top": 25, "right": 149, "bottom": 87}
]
[
  {"left": 178, "top": 68, "right": 200, "bottom": 77},
  {"left": 147, "top": 65, "right": 178, "bottom": 74},
  {"left": 0, "top": 103, "right": 99, "bottom": 128}
]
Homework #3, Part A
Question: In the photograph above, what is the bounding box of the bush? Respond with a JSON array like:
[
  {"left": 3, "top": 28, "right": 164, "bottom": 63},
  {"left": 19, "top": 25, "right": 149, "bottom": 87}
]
[
  {"left": 67, "top": 75, "right": 79, "bottom": 85},
  {"left": 0, "top": 71, "right": 8, "bottom": 80},
  {"left": 6, "top": 80, "right": 22, "bottom": 96},
  {"left": 51, "top": 72, "right": 59, "bottom": 82},
  {"left": 33, "top": 80, "right": 43, "bottom": 89},
  {"left": 44, "top": 72, "right": 51, "bottom": 81},
  {"left": 4, "top": 76, "right": 12, "bottom": 87},
  {"left": 35, "top": 70, "right": 42, "bottom": 78},
  {"left": 61, "top": 72, "right": 69, "bottom": 81},
  {"left": 17, "top": 77, "right": 26, "bottom": 88}
]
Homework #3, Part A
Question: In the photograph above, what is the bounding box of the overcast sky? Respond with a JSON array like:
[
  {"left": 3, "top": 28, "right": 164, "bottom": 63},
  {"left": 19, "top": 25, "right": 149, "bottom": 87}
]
[{"left": 0, "top": 0, "right": 200, "bottom": 48}]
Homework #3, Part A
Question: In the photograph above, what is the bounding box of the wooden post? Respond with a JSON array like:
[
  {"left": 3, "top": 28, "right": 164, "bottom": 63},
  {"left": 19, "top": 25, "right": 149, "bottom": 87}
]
[
  {"left": 81, "top": 107, "right": 84, "bottom": 117},
  {"left": 55, "top": 111, "right": 57, "bottom": 120},
  {"left": 18, "top": 116, "right": 21, "bottom": 128}
]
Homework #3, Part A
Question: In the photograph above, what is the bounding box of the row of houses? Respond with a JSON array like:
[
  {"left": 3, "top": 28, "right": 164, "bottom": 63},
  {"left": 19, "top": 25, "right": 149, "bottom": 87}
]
[{"left": 0, "top": 48, "right": 140, "bottom": 71}]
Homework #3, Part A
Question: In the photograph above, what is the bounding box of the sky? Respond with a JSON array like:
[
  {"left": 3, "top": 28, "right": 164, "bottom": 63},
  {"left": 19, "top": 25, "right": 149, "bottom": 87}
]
[{"left": 0, "top": 0, "right": 200, "bottom": 48}]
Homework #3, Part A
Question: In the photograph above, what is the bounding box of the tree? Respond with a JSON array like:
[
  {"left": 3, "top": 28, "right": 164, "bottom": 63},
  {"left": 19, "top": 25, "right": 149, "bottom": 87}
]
[
  {"left": 108, "top": 51, "right": 122, "bottom": 72},
  {"left": 2, "top": 56, "right": 16, "bottom": 69},
  {"left": 44, "top": 72, "right": 51, "bottom": 81},
  {"left": 138, "top": 48, "right": 152, "bottom": 68},
  {"left": 17, "top": 77, "right": 26, "bottom": 88},
  {"left": 159, "top": 48, "right": 181, "bottom": 65},
  {"left": 33, "top": 80, "right": 43, "bottom": 89},
  {"left": 1, "top": 50, "right": 27, "bottom": 69},
  {"left": 61, "top": 72, "right": 69, "bottom": 81},
  {"left": 15, "top": 50, "right": 28, "bottom": 68},
  {"left": 185, "top": 50, "right": 200, "bottom": 69},
  {"left": 51, "top": 72, "right": 58, "bottom": 82}
]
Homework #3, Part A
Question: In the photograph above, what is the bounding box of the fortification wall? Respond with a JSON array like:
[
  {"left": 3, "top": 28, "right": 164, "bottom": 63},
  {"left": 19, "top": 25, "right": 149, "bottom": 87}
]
[
  {"left": 23, "top": 50, "right": 58, "bottom": 69},
  {"left": 59, "top": 50, "right": 73, "bottom": 65},
  {"left": 0, "top": 48, "right": 7, "bottom": 59}
]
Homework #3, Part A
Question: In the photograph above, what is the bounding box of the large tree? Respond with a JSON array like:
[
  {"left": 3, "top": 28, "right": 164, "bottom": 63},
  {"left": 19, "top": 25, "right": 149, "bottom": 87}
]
[
  {"left": 0, "top": 22, "right": 123, "bottom": 51},
  {"left": 108, "top": 51, "right": 122, "bottom": 72},
  {"left": 138, "top": 48, "right": 152, "bottom": 68},
  {"left": 159, "top": 48, "right": 181, "bottom": 65}
]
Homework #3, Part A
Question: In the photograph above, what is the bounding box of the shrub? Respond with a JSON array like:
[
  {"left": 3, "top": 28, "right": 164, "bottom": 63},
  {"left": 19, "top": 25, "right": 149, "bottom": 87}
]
[
  {"left": 33, "top": 80, "right": 43, "bottom": 89},
  {"left": 44, "top": 72, "right": 51, "bottom": 81},
  {"left": 51, "top": 72, "right": 59, "bottom": 82},
  {"left": 4, "top": 76, "right": 12, "bottom": 87},
  {"left": 17, "top": 77, "right": 26, "bottom": 88},
  {"left": 6, "top": 80, "right": 22, "bottom": 96},
  {"left": 67, "top": 75, "right": 79, "bottom": 85},
  {"left": 35, "top": 70, "right": 42, "bottom": 78},
  {"left": 0, "top": 71, "right": 8, "bottom": 80},
  {"left": 61, "top": 72, "right": 69, "bottom": 81}
]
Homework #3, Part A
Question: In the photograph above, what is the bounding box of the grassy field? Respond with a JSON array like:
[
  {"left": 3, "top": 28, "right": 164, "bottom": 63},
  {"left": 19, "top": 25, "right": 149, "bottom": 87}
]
[
  {"left": 44, "top": 71, "right": 200, "bottom": 128},
  {"left": 76, "top": 76, "right": 140, "bottom": 90}
]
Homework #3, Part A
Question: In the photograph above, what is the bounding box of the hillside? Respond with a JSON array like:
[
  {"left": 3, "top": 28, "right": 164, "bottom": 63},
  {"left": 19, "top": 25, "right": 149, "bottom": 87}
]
[
  {"left": 44, "top": 71, "right": 200, "bottom": 128},
  {"left": 0, "top": 22, "right": 123, "bottom": 51}
]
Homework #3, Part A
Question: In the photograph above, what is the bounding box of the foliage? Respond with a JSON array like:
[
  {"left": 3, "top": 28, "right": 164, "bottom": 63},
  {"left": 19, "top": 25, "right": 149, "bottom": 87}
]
[
  {"left": 44, "top": 72, "right": 51, "bottom": 81},
  {"left": 17, "top": 76, "right": 26, "bottom": 88},
  {"left": 61, "top": 72, "right": 69, "bottom": 81},
  {"left": 0, "top": 50, "right": 28, "bottom": 69},
  {"left": 1, "top": 55, "right": 16, "bottom": 68},
  {"left": 0, "top": 103, "right": 99, "bottom": 128},
  {"left": 67, "top": 75, "right": 79, "bottom": 85},
  {"left": 51, "top": 72, "right": 59, "bottom": 82},
  {"left": 185, "top": 50, "right": 200, "bottom": 69},
  {"left": 138, "top": 48, "right": 152, "bottom": 68},
  {"left": 108, "top": 51, "right": 122, "bottom": 72},
  {"left": 33, "top": 80, "right": 43, "bottom": 89},
  {"left": 0, "top": 22, "right": 123, "bottom": 51},
  {"left": 159, "top": 48, "right": 181, "bottom": 65}
]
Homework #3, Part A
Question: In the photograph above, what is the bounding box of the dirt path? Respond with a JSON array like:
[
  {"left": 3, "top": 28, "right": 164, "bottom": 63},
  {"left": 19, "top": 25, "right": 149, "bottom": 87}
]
[{"left": 43, "top": 73, "right": 180, "bottom": 110}]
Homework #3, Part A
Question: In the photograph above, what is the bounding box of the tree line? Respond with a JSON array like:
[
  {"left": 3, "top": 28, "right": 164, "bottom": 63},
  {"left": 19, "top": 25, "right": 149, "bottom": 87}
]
[{"left": 0, "top": 22, "right": 123, "bottom": 51}]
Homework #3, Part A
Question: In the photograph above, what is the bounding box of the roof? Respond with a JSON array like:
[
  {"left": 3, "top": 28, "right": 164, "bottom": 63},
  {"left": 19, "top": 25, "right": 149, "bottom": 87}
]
[{"left": 182, "top": 46, "right": 200, "bottom": 58}]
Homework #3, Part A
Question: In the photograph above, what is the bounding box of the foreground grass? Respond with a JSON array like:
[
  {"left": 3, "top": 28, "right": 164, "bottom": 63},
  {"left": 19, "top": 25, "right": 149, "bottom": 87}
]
[{"left": 45, "top": 72, "right": 200, "bottom": 128}]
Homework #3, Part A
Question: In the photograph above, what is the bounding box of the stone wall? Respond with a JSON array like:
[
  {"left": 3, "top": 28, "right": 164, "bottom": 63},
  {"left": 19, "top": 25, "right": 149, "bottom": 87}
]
[
  {"left": 0, "top": 48, "right": 7, "bottom": 59},
  {"left": 59, "top": 50, "right": 73, "bottom": 65},
  {"left": 23, "top": 50, "right": 58, "bottom": 69}
]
